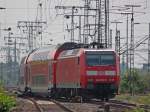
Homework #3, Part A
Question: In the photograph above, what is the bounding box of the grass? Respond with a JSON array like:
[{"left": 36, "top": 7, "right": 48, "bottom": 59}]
[
  {"left": 0, "top": 84, "right": 16, "bottom": 112},
  {"left": 116, "top": 94, "right": 150, "bottom": 105},
  {"left": 116, "top": 94, "right": 150, "bottom": 112},
  {"left": 124, "top": 108, "right": 145, "bottom": 112}
]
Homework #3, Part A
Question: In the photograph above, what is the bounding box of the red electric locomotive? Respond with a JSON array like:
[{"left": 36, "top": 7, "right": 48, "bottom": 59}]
[{"left": 19, "top": 42, "right": 120, "bottom": 100}]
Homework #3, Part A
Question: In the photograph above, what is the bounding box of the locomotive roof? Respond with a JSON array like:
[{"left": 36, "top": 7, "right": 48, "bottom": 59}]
[
  {"left": 26, "top": 41, "right": 116, "bottom": 62},
  {"left": 58, "top": 48, "right": 116, "bottom": 59},
  {"left": 84, "top": 49, "right": 115, "bottom": 52}
]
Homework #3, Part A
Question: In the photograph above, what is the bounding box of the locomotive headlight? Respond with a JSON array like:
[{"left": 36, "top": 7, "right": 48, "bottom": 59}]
[
  {"left": 86, "top": 70, "right": 98, "bottom": 76},
  {"left": 105, "top": 71, "right": 116, "bottom": 76}
]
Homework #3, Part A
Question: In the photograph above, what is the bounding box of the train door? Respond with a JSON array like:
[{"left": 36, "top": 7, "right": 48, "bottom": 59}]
[
  {"left": 25, "top": 65, "right": 31, "bottom": 88},
  {"left": 48, "top": 61, "right": 53, "bottom": 88},
  {"left": 19, "top": 64, "right": 26, "bottom": 91},
  {"left": 51, "top": 60, "right": 57, "bottom": 89},
  {"left": 25, "top": 66, "right": 28, "bottom": 87}
]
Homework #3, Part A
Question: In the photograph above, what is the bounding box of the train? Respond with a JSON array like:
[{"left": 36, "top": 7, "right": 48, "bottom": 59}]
[{"left": 19, "top": 42, "right": 120, "bottom": 100}]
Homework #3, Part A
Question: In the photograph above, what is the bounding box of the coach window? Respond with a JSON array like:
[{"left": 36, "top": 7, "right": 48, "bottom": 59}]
[{"left": 72, "top": 49, "right": 79, "bottom": 55}]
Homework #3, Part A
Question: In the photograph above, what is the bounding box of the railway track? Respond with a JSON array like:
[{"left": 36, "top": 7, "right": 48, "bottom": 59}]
[
  {"left": 53, "top": 98, "right": 138, "bottom": 112},
  {"left": 18, "top": 93, "right": 150, "bottom": 112},
  {"left": 4, "top": 88, "right": 74, "bottom": 112},
  {"left": 109, "top": 99, "right": 150, "bottom": 110},
  {"left": 91, "top": 99, "right": 135, "bottom": 109},
  {"left": 89, "top": 99, "right": 150, "bottom": 111},
  {"left": 27, "top": 98, "right": 44, "bottom": 112},
  {"left": 22, "top": 96, "right": 75, "bottom": 112},
  {"left": 51, "top": 100, "right": 75, "bottom": 112},
  {"left": 6, "top": 88, "right": 150, "bottom": 112}
]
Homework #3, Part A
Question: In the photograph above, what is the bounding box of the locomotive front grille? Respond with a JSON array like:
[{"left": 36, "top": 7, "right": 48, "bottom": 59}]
[{"left": 95, "top": 83, "right": 117, "bottom": 93}]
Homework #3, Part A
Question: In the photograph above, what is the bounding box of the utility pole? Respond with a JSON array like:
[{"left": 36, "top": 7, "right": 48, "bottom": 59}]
[
  {"left": 0, "top": 26, "right": 11, "bottom": 85},
  {"left": 116, "top": 30, "right": 121, "bottom": 55},
  {"left": 83, "top": 0, "right": 89, "bottom": 44},
  {"left": 56, "top": 0, "right": 110, "bottom": 47},
  {"left": 4, "top": 35, "right": 26, "bottom": 85},
  {"left": 0, "top": 59, "right": 3, "bottom": 83},
  {"left": 109, "top": 29, "right": 112, "bottom": 48},
  {"left": 7, "top": 32, "right": 13, "bottom": 85},
  {"left": 121, "top": 12, "right": 132, "bottom": 75},
  {"left": 14, "top": 38, "right": 17, "bottom": 63},
  {"left": 39, "top": 2, "right": 43, "bottom": 47},
  {"left": 55, "top": 6, "right": 84, "bottom": 43},
  {"left": 111, "top": 21, "right": 122, "bottom": 53},
  {"left": 125, "top": 5, "right": 141, "bottom": 96},
  {"left": 124, "top": 6, "right": 141, "bottom": 70},
  {"left": 148, "top": 23, "right": 150, "bottom": 73},
  {"left": 122, "top": 53, "right": 126, "bottom": 75},
  {"left": 56, "top": 5, "right": 97, "bottom": 44},
  {"left": 126, "top": 14, "right": 129, "bottom": 74},
  {"left": 65, "top": 14, "right": 95, "bottom": 43},
  {"left": 7, "top": 32, "right": 13, "bottom": 63},
  {"left": 71, "top": 7, "right": 75, "bottom": 42},
  {"left": 0, "top": 62, "right": 2, "bottom": 82},
  {"left": 4, "top": 36, "right": 26, "bottom": 62},
  {"left": 96, "top": 0, "right": 109, "bottom": 48},
  {"left": 78, "top": 15, "right": 82, "bottom": 43},
  {"left": 107, "top": 0, "right": 110, "bottom": 48},
  {"left": 130, "top": 6, "right": 135, "bottom": 77},
  {"left": 18, "top": 21, "right": 46, "bottom": 51}
]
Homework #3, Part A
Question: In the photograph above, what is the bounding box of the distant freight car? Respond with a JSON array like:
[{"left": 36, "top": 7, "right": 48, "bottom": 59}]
[{"left": 19, "top": 42, "right": 120, "bottom": 100}]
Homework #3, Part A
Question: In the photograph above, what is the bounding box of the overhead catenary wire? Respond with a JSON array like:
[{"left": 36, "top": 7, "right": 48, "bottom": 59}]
[{"left": 0, "top": 0, "right": 149, "bottom": 67}]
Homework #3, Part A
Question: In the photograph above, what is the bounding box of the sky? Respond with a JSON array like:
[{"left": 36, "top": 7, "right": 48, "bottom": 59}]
[
  {"left": 0, "top": 0, "right": 149, "bottom": 68},
  {"left": 110, "top": 0, "right": 150, "bottom": 67}
]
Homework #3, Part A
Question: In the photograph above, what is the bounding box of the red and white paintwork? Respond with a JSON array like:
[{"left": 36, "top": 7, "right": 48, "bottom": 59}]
[{"left": 19, "top": 44, "right": 120, "bottom": 99}]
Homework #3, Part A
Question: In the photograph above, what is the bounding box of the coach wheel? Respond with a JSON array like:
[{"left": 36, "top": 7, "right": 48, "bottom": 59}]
[
  {"left": 105, "top": 94, "right": 109, "bottom": 102},
  {"left": 29, "top": 88, "right": 32, "bottom": 92},
  {"left": 24, "top": 87, "right": 31, "bottom": 93},
  {"left": 78, "top": 96, "right": 83, "bottom": 103},
  {"left": 101, "top": 98, "right": 104, "bottom": 101},
  {"left": 24, "top": 87, "right": 32, "bottom": 96},
  {"left": 47, "top": 89, "right": 51, "bottom": 98},
  {"left": 53, "top": 89, "right": 59, "bottom": 99},
  {"left": 24, "top": 87, "right": 28, "bottom": 93},
  {"left": 105, "top": 97, "right": 109, "bottom": 102},
  {"left": 70, "top": 89, "right": 74, "bottom": 97}
]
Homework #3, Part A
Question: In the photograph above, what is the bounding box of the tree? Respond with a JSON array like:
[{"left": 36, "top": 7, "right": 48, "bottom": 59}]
[{"left": 120, "top": 69, "right": 148, "bottom": 95}]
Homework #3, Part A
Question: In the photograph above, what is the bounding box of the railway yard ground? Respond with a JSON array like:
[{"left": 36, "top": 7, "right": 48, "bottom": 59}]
[
  {"left": 8, "top": 93, "right": 150, "bottom": 112},
  {"left": 9, "top": 97, "right": 123, "bottom": 112},
  {"left": 2, "top": 88, "right": 150, "bottom": 112}
]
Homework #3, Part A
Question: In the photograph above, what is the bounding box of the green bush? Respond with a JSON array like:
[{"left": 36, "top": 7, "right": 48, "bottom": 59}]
[
  {"left": 125, "top": 108, "right": 145, "bottom": 112},
  {"left": 0, "top": 86, "right": 16, "bottom": 112},
  {"left": 0, "top": 82, "right": 4, "bottom": 93},
  {"left": 120, "top": 69, "right": 148, "bottom": 95}
]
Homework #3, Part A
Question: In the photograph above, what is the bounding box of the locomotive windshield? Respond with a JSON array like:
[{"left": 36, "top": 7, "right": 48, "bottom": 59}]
[{"left": 86, "top": 51, "right": 115, "bottom": 66}]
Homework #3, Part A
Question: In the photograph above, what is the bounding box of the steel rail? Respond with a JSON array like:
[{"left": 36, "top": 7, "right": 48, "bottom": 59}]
[
  {"left": 28, "top": 98, "right": 44, "bottom": 112},
  {"left": 51, "top": 99, "right": 75, "bottom": 112}
]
